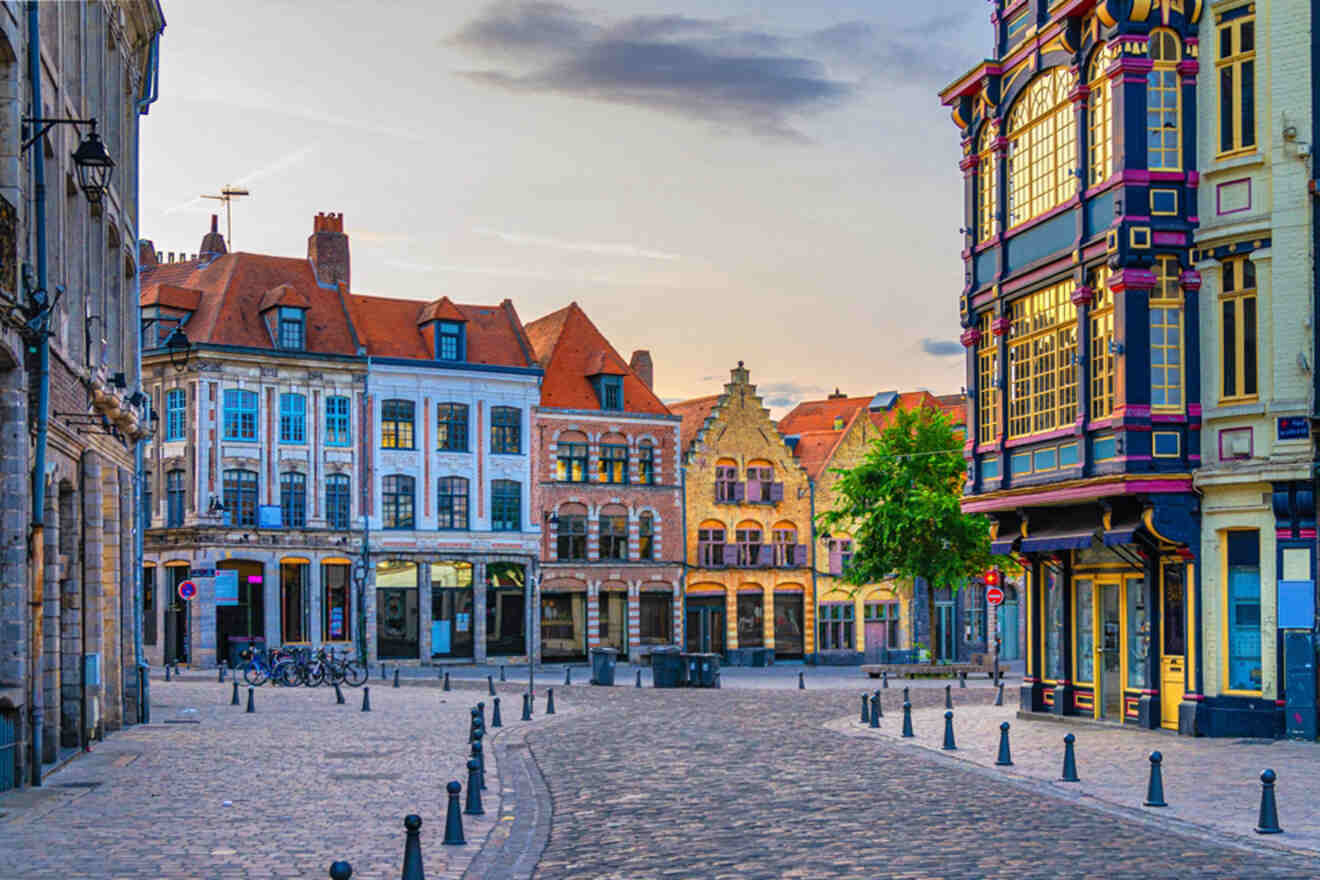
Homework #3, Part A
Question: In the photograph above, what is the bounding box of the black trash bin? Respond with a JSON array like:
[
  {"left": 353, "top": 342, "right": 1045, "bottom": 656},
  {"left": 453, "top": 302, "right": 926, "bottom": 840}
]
[
  {"left": 650, "top": 646, "right": 684, "bottom": 688},
  {"left": 227, "top": 635, "right": 266, "bottom": 670},
  {"left": 590, "top": 647, "right": 618, "bottom": 686},
  {"left": 684, "top": 652, "right": 720, "bottom": 688}
]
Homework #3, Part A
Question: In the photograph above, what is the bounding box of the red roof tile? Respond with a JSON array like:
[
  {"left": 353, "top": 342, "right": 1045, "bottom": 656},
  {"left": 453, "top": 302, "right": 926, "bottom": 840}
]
[
  {"left": 669, "top": 394, "right": 721, "bottom": 453},
  {"left": 777, "top": 396, "right": 869, "bottom": 436},
  {"left": 524, "top": 303, "right": 669, "bottom": 413},
  {"left": 418, "top": 296, "right": 467, "bottom": 325},
  {"left": 349, "top": 295, "right": 534, "bottom": 367},
  {"left": 258, "top": 283, "right": 312, "bottom": 313},
  {"left": 794, "top": 429, "right": 845, "bottom": 479},
  {"left": 141, "top": 283, "right": 202, "bottom": 312}
]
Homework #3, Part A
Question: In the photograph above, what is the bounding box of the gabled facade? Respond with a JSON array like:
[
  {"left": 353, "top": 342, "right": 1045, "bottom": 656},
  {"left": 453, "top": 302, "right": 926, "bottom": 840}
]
[
  {"left": 672, "top": 363, "right": 813, "bottom": 659},
  {"left": 525, "top": 303, "right": 683, "bottom": 663}
]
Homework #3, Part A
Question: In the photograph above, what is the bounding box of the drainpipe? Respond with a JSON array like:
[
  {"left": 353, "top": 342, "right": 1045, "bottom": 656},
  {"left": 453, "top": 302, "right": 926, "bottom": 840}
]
[
  {"left": 1311, "top": 0, "right": 1320, "bottom": 685},
  {"left": 808, "top": 478, "right": 817, "bottom": 664},
  {"left": 132, "top": 22, "right": 163, "bottom": 726},
  {"left": 679, "top": 461, "right": 688, "bottom": 649}
]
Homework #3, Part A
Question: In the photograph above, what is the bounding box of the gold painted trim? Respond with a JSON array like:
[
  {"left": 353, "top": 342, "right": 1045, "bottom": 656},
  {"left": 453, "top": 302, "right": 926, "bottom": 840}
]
[
  {"left": 968, "top": 473, "right": 1194, "bottom": 506},
  {"left": 1131, "top": 0, "right": 1154, "bottom": 21}
]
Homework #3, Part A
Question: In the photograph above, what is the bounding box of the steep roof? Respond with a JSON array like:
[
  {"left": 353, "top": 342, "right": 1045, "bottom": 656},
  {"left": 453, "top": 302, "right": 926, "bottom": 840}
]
[
  {"left": 780, "top": 390, "right": 959, "bottom": 479},
  {"left": 777, "top": 395, "right": 871, "bottom": 436},
  {"left": 794, "top": 429, "right": 845, "bottom": 479},
  {"left": 348, "top": 295, "right": 535, "bottom": 367},
  {"left": 669, "top": 394, "right": 722, "bottom": 454},
  {"left": 524, "top": 302, "right": 669, "bottom": 414}
]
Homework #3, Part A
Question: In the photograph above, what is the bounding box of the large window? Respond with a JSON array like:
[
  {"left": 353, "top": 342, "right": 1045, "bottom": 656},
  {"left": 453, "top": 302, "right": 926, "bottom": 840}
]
[
  {"left": 1044, "top": 566, "right": 1064, "bottom": 680},
  {"left": 745, "top": 465, "right": 775, "bottom": 503},
  {"left": 1150, "top": 256, "right": 1184, "bottom": 409},
  {"left": 556, "top": 513, "right": 587, "bottom": 560},
  {"left": 222, "top": 389, "right": 258, "bottom": 441},
  {"left": 382, "top": 474, "right": 415, "bottom": 529},
  {"left": 325, "top": 395, "right": 351, "bottom": 446},
  {"left": 491, "top": 406, "right": 521, "bottom": 454},
  {"left": 1126, "top": 577, "right": 1149, "bottom": 689},
  {"left": 326, "top": 474, "right": 351, "bottom": 530},
  {"left": 278, "top": 307, "right": 305, "bottom": 350},
  {"left": 431, "top": 561, "right": 474, "bottom": 659},
  {"left": 828, "top": 538, "right": 854, "bottom": 576},
  {"left": 772, "top": 527, "right": 797, "bottom": 567},
  {"left": 437, "top": 321, "right": 464, "bottom": 361},
  {"left": 1226, "top": 530, "right": 1262, "bottom": 691},
  {"left": 1087, "top": 44, "right": 1115, "bottom": 185},
  {"left": 436, "top": 403, "right": 468, "bottom": 452},
  {"left": 818, "top": 602, "right": 855, "bottom": 651},
  {"left": 557, "top": 442, "right": 588, "bottom": 481},
  {"left": 491, "top": 479, "right": 520, "bottom": 531},
  {"left": 736, "top": 527, "right": 763, "bottom": 567},
  {"left": 737, "top": 593, "right": 765, "bottom": 647},
  {"left": 165, "top": 388, "right": 186, "bottom": 441},
  {"left": 381, "top": 399, "right": 415, "bottom": 449},
  {"left": 1006, "top": 67, "right": 1077, "bottom": 227},
  {"left": 638, "top": 512, "right": 654, "bottom": 560},
  {"left": 279, "top": 393, "right": 306, "bottom": 444},
  {"left": 600, "top": 514, "right": 628, "bottom": 560},
  {"left": 1147, "top": 30, "right": 1181, "bottom": 171},
  {"left": 598, "top": 444, "right": 628, "bottom": 484},
  {"left": 697, "top": 527, "right": 726, "bottom": 567},
  {"left": 638, "top": 440, "right": 656, "bottom": 485},
  {"left": 1221, "top": 256, "right": 1258, "bottom": 401},
  {"left": 1007, "top": 281, "right": 1076, "bottom": 438},
  {"left": 714, "top": 465, "right": 738, "bottom": 502},
  {"left": 143, "top": 566, "right": 156, "bottom": 645},
  {"left": 1089, "top": 266, "right": 1115, "bottom": 420},
  {"left": 1217, "top": 11, "right": 1256, "bottom": 156},
  {"left": 1075, "top": 579, "right": 1094, "bottom": 683},
  {"left": 976, "top": 310, "right": 998, "bottom": 444},
  {"left": 976, "top": 124, "right": 997, "bottom": 243},
  {"left": 166, "top": 469, "right": 185, "bottom": 527},
  {"left": 280, "top": 472, "right": 307, "bottom": 528},
  {"left": 436, "top": 476, "right": 469, "bottom": 530},
  {"left": 640, "top": 594, "right": 672, "bottom": 644},
  {"left": 223, "top": 469, "right": 257, "bottom": 526},
  {"left": 323, "top": 563, "right": 351, "bottom": 641},
  {"left": 281, "top": 561, "right": 308, "bottom": 642}
]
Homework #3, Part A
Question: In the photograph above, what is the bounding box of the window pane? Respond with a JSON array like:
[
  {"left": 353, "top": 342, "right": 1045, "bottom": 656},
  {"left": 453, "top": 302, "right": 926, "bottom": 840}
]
[
  {"left": 1076, "top": 579, "right": 1094, "bottom": 682},
  {"left": 1243, "top": 296, "right": 1257, "bottom": 395},
  {"left": 1222, "top": 300, "right": 1237, "bottom": 397},
  {"left": 1220, "top": 66, "right": 1234, "bottom": 152},
  {"left": 1044, "top": 568, "right": 1064, "bottom": 679},
  {"left": 1126, "top": 579, "right": 1149, "bottom": 689},
  {"left": 1240, "top": 60, "right": 1255, "bottom": 148}
]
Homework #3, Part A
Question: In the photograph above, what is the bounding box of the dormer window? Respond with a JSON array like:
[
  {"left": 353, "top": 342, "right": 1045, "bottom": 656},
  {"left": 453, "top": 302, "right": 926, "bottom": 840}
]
[
  {"left": 279, "top": 307, "right": 305, "bottom": 350},
  {"left": 595, "top": 375, "right": 623, "bottom": 411},
  {"left": 437, "top": 321, "right": 465, "bottom": 361}
]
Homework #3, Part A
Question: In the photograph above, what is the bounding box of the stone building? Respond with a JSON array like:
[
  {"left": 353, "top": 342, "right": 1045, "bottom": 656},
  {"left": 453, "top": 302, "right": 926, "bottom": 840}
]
[
  {"left": 524, "top": 303, "right": 683, "bottom": 664},
  {"left": 0, "top": 1, "right": 165, "bottom": 791},
  {"left": 671, "top": 363, "right": 813, "bottom": 660}
]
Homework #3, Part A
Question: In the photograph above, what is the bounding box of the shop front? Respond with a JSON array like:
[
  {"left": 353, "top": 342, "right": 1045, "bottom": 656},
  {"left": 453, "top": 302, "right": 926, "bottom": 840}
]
[
  {"left": 541, "top": 583, "right": 587, "bottom": 662},
  {"left": 430, "top": 561, "right": 474, "bottom": 660}
]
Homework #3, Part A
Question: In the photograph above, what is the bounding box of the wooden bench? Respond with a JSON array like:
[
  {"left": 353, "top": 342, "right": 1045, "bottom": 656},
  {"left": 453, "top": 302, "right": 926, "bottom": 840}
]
[{"left": 862, "top": 662, "right": 997, "bottom": 680}]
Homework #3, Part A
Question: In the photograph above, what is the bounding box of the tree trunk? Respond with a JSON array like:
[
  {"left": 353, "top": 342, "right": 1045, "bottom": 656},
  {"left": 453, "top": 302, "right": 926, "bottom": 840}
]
[{"left": 926, "top": 577, "right": 938, "bottom": 665}]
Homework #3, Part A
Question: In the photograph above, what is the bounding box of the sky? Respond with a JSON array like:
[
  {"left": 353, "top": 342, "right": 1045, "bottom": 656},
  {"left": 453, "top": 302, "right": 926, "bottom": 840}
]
[{"left": 140, "top": 0, "right": 991, "bottom": 415}]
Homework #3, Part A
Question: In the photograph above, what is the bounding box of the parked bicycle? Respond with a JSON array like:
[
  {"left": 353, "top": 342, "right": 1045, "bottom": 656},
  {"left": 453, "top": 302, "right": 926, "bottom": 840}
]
[{"left": 242, "top": 645, "right": 366, "bottom": 688}]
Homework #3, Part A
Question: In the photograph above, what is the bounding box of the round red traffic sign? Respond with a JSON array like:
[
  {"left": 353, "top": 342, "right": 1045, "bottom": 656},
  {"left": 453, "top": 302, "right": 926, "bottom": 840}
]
[
  {"left": 178, "top": 580, "right": 198, "bottom": 601},
  {"left": 986, "top": 586, "right": 1005, "bottom": 607}
]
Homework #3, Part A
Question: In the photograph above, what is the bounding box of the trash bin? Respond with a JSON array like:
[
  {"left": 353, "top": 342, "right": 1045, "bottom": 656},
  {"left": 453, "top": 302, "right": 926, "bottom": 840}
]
[
  {"left": 650, "top": 646, "right": 684, "bottom": 688},
  {"left": 590, "top": 647, "right": 618, "bottom": 686},
  {"left": 227, "top": 635, "right": 266, "bottom": 670},
  {"left": 684, "top": 652, "right": 720, "bottom": 688}
]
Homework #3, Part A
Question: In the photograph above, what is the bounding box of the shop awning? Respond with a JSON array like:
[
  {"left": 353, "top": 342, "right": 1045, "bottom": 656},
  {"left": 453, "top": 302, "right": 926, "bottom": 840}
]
[
  {"left": 1019, "top": 528, "right": 1097, "bottom": 553},
  {"left": 1103, "top": 511, "right": 1142, "bottom": 547},
  {"left": 990, "top": 537, "right": 1019, "bottom": 555}
]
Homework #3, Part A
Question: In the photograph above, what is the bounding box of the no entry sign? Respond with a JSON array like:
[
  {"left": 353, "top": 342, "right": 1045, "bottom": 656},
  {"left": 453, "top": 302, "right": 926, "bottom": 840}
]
[
  {"left": 986, "top": 586, "right": 1005, "bottom": 607},
  {"left": 178, "top": 580, "right": 198, "bottom": 601}
]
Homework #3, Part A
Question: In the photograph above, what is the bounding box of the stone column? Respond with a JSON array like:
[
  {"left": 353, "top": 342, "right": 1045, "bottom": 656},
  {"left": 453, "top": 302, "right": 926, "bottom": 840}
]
[
  {"left": 59, "top": 485, "right": 81, "bottom": 749},
  {"left": 81, "top": 451, "right": 104, "bottom": 741},
  {"left": 418, "top": 559, "right": 432, "bottom": 662},
  {"left": 264, "top": 554, "right": 282, "bottom": 649},
  {"left": 100, "top": 467, "right": 122, "bottom": 730},
  {"left": 586, "top": 580, "right": 601, "bottom": 651},
  {"left": 307, "top": 559, "right": 322, "bottom": 646},
  {"left": 364, "top": 561, "right": 379, "bottom": 663},
  {"left": 671, "top": 579, "right": 682, "bottom": 648},
  {"left": 472, "top": 559, "right": 487, "bottom": 663},
  {"left": 118, "top": 467, "right": 138, "bottom": 721},
  {"left": 762, "top": 586, "right": 775, "bottom": 650},
  {"left": 41, "top": 482, "right": 59, "bottom": 761},
  {"left": 626, "top": 580, "right": 640, "bottom": 662}
]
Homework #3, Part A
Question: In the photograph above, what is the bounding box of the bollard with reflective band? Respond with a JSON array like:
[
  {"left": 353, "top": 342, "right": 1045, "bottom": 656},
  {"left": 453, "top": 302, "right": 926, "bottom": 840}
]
[
  {"left": 443, "top": 781, "right": 466, "bottom": 845},
  {"left": 1143, "top": 752, "right": 1167, "bottom": 807},
  {"left": 465, "top": 759, "right": 485, "bottom": 815},
  {"left": 995, "top": 722, "right": 1012, "bottom": 766},
  {"left": 901, "top": 701, "right": 914, "bottom": 737},
  {"left": 1255, "top": 769, "right": 1283, "bottom": 834},
  {"left": 246, "top": 687, "right": 255, "bottom": 714},
  {"left": 361, "top": 686, "right": 371, "bottom": 712},
  {"left": 492, "top": 697, "right": 503, "bottom": 728},
  {"left": 400, "top": 814, "right": 424, "bottom": 880},
  {"left": 1061, "top": 734, "right": 1079, "bottom": 782},
  {"left": 869, "top": 695, "right": 880, "bottom": 729},
  {"left": 942, "top": 710, "right": 956, "bottom": 750},
  {"left": 546, "top": 688, "right": 556, "bottom": 715}
]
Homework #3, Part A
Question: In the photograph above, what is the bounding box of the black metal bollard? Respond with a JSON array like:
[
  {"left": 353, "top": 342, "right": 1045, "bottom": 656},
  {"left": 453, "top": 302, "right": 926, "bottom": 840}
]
[
  {"left": 381, "top": 664, "right": 387, "bottom": 682},
  {"left": 443, "top": 781, "right": 466, "bottom": 845},
  {"left": 565, "top": 666, "right": 572, "bottom": 686},
  {"left": 472, "top": 737, "right": 486, "bottom": 791},
  {"left": 400, "top": 814, "right": 424, "bottom": 880},
  {"left": 798, "top": 670, "right": 805, "bottom": 689},
  {"left": 328, "top": 860, "right": 352, "bottom": 879},
  {"left": 942, "top": 710, "right": 956, "bottom": 750},
  {"left": 546, "top": 687, "right": 556, "bottom": 715},
  {"left": 246, "top": 686, "right": 255, "bottom": 713},
  {"left": 872, "top": 690, "right": 883, "bottom": 718},
  {"left": 994, "top": 682, "right": 1004, "bottom": 706},
  {"left": 861, "top": 694, "right": 869, "bottom": 724},
  {"left": 636, "top": 668, "right": 642, "bottom": 688},
  {"left": 361, "top": 686, "right": 371, "bottom": 712},
  {"left": 478, "top": 701, "right": 486, "bottom": 729},
  {"left": 492, "top": 697, "right": 502, "bottom": 728},
  {"left": 869, "top": 695, "right": 880, "bottom": 729},
  {"left": 443, "top": 671, "right": 451, "bottom": 691},
  {"left": 469, "top": 709, "right": 480, "bottom": 743},
  {"left": 995, "top": 722, "right": 1012, "bottom": 766},
  {"left": 231, "top": 679, "right": 239, "bottom": 706},
  {"left": 465, "top": 758, "right": 485, "bottom": 815},
  {"left": 1061, "top": 733, "right": 1079, "bottom": 782},
  {"left": 1255, "top": 769, "right": 1283, "bottom": 834},
  {"left": 901, "top": 701, "right": 914, "bottom": 738},
  {"left": 488, "top": 674, "right": 496, "bottom": 696},
  {"left": 902, "top": 685, "right": 910, "bottom": 703},
  {"left": 393, "top": 668, "right": 400, "bottom": 689},
  {"left": 334, "top": 683, "right": 345, "bottom": 705},
  {"left": 165, "top": 663, "right": 171, "bottom": 682},
  {"left": 1143, "top": 751, "right": 1167, "bottom": 807},
  {"left": 882, "top": 670, "right": 888, "bottom": 689},
  {"left": 959, "top": 670, "right": 967, "bottom": 689},
  {"left": 218, "top": 663, "right": 225, "bottom": 683},
  {"left": 944, "top": 683, "right": 952, "bottom": 709},
  {"left": 521, "top": 692, "right": 532, "bottom": 721},
  {"left": 499, "top": 664, "right": 506, "bottom": 682}
]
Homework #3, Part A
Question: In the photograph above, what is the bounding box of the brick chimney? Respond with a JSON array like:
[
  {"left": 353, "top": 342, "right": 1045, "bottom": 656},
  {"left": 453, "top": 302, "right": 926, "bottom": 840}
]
[
  {"left": 629, "top": 349, "right": 653, "bottom": 390},
  {"left": 828, "top": 388, "right": 847, "bottom": 399},
  {"left": 199, "top": 213, "right": 227, "bottom": 258},
  {"left": 307, "top": 212, "right": 350, "bottom": 290},
  {"left": 138, "top": 239, "right": 158, "bottom": 270}
]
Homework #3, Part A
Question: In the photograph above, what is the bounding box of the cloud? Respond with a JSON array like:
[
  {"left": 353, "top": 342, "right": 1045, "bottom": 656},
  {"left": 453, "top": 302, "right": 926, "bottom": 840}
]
[
  {"left": 921, "top": 338, "right": 964, "bottom": 357},
  {"left": 449, "top": 2, "right": 854, "bottom": 138},
  {"left": 384, "top": 258, "right": 672, "bottom": 287},
  {"left": 474, "top": 226, "right": 681, "bottom": 261},
  {"left": 162, "top": 144, "right": 318, "bottom": 215},
  {"left": 765, "top": 396, "right": 797, "bottom": 408}
]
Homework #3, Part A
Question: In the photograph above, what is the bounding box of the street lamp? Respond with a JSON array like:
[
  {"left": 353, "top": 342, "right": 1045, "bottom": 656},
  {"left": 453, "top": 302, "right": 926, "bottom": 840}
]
[
  {"left": 22, "top": 117, "right": 114, "bottom": 203},
  {"left": 163, "top": 326, "right": 191, "bottom": 371}
]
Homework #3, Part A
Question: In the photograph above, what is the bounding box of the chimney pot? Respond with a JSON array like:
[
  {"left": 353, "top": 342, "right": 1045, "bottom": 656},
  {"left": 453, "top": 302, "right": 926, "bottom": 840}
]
[
  {"left": 308, "top": 212, "right": 350, "bottom": 290},
  {"left": 210, "top": 214, "right": 218, "bottom": 233},
  {"left": 629, "top": 350, "right": 653, "bottom": 391}
]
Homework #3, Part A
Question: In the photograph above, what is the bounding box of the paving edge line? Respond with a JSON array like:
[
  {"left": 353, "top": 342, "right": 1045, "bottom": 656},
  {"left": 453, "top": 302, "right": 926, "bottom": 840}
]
[{"left": 824, "top": 717, "right": 1320, "bottom": 864}]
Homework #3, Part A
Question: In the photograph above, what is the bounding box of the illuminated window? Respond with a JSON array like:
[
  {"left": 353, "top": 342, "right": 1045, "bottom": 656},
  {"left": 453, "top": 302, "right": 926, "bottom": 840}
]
[
  {"left": 1220, "top": 256, "right": 1258, "bottom": 401},
  {"left": 1007, "top": 67, "right": 1078, "bottom": 227},
  {"left": 1088, "top": 266, "right": 1115, "bottom": 421},
  {"left": 1087, "top": 44, "right": 1115, "bottom": 186},
  {"left": 1147, "top": 30, "right": 1181, "bottom": 171},
  {"left": 381, "top": 399, "right": 415, "bottom": 449},
  {"left": 1217, "top": 11, "right": 1256, "bottom": 156},
  {"left": 976, "top": 310, "right": 998, "bottom": 444},
  {"left": 1150, "top": 256, "right": 1184, "bottom": 409},
  {"left": 976, "top": 125, "right": 998, "bottom": 243},
  {"left": 1007, "top": 281, "right": 1076, "bottom": 438}
]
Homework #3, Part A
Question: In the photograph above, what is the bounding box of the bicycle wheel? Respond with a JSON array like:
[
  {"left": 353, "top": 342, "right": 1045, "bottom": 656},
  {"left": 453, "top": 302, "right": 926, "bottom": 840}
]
[
  {"left": 305, "top": 661, "right": 326, "bottom": 687},
  {"left": 272, "top": 659, "right": 299, "bottom": 687},
  {"left": 343, "top": 661, "right": 367, "bottom": 687},
  {"left": 325, "top": 661, "right": 346, "bottom": 686},
  {"left": 244, "top": 661, "right": 268, "bottom": 687}
]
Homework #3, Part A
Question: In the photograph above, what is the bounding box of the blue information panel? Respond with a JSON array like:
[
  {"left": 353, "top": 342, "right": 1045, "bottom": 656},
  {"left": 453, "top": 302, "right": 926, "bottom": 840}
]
[
  {"left": 215, "top": 569, "right": 239, "bottom": 606},
  {"left": 1278, "top": 417, "right": 1309, "bottom": 440},
  {"left": 257, "top": 505, "right": 282, "bottom": 529}
]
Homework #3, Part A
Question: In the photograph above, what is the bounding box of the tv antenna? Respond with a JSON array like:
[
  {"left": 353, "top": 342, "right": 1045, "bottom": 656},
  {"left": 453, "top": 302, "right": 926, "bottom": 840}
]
[{"left": 200, "top": 185, "right": 250, "bottom": 249}]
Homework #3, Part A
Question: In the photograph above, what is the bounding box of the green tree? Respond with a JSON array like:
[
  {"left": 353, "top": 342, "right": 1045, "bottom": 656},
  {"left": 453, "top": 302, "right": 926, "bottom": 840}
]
[{"left": 818, "top": 405, "right": 994, "bottom": 663}]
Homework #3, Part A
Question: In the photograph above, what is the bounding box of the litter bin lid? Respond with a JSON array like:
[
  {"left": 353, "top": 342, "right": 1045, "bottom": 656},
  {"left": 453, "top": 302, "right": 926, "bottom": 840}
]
[{"left": 590, "top": 647, "right": 618, "bottom": 656}]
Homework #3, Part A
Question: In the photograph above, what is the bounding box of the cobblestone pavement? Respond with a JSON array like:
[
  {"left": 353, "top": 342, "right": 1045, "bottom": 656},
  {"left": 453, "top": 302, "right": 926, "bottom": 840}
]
[
  {"left": 0, "top": 674, "right": 574, "bottom": 879},
  {"left": 844, "top": 699, "right": 1320, "bottom": 859},
  {"left": 525, "top": 683, "right": 1320, "bottom": 879}
]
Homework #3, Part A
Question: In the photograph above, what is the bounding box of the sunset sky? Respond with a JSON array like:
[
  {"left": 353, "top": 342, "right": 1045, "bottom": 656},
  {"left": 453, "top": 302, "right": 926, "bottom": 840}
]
[{"left": 140, "top": 0, "right": 989, "bottom": 414}]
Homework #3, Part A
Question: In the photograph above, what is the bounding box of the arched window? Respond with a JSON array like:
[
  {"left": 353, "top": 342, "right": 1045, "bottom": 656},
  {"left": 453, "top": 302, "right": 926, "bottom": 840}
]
[
  {"left": 1148, "top": 30, "right": 1181, "bottom": 171},
  {"left": 638, "top": 439, "right": 656, "bottom": 485},
  {"left": 697, "top": 519, "right": 727, "bottom": 567},
  {"left": 382, "top": 474, "right": 415, "bottom": 529},
  {"left": 976, "top": 124, "right": 997, "bottom": 243},
  {"left": 1087, "top": 44, "right": 1114, "bottom": 185},
  {"left": 1007, "top": 67, "right": 1077, "bottom": 226},
  {"left": 599, "top": 504, "right": 629, "bottom": 560}
]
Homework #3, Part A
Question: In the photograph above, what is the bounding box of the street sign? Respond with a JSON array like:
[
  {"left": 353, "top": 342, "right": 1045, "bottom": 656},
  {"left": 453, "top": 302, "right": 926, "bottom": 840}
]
[
  {"left": 178, "top": 580, "right": 198, "bottom": 601},
  {"left": 986, "top": 586, "right": 1005, "bottom": 607},
  {"left": 215, "top": 569, "right": 239, "bottom": 606}
]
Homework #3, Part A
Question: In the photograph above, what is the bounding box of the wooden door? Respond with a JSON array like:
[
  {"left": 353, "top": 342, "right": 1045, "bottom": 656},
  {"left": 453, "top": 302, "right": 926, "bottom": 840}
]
[{"left": 1160, "top": 564, "right": 1186, "bottom": 730}]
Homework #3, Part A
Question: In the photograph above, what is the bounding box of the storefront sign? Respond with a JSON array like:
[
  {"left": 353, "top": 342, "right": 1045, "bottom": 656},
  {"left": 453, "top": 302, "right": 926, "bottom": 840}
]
[
  {"left": 215, "top": 569, "right": 239, "bottom": 606},
  {"left": 1278, "top": 417, "right": 1309, "bottom": 440}
]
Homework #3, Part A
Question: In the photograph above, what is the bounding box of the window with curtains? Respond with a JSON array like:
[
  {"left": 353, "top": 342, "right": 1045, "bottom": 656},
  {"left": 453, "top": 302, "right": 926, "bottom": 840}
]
[
  {"left": 326, "top": 474, "right": 351, "bottom": 530},
  {"left": 491, "top": 480, "right": 521, "bottom": 531},
  {"left": 638, "top": 512, "right": 654, "bottom": 560},
  {"left": 736, "top": 527, "right": 763, "bottom": 567},
  {"left": 1217, "top": 11, "right": 1256, "bottom": 156},
  {"left": 280, "top": 472, "right": 307, "bottom": 528},
  {"left": 166, "top": 469, "right": 185, "bottom": 527},
  {"left": 222, "top": 389, "right": 258, "bottom": 441},
  {"left": 382, "top": 474, "right": 415, "bottom": 529},
  {"left": 976, "top": 124, "right": 997, "bottom": 243},
  {"left": 1150, "top": 255, "right": 1185, "bottom": 409},
  {"left": 598, "top": 444, "right": 628, "bottom": 484},
  {"left": 491, "top": 406, "right": 521, "bottom": 454},
  {"left": 279, "top": 393, "right": 306, "bottom": 444},
  {"left": 1147, "top": 30, "right": 1181, "bottom": 171},
  {"left": 1088, "top": 43, "right": 1116, "bottom": 185},
  {"left": 381, "top": 400, "right": 415, "bottom": 449},
  {"left": 436, "top": 403, "right": 468, "bottom": 452},
  {"left": 1220, "top": 256, "right": 1258, "bottom": 401},
  {"left": 325, "top": 395, "right": 351, "bottom": 446},
  {"left": 223, "top": 469, "right": 258, "bottom": 526},
  {"left": 1089, "top": 265, "right": 1115, "bottom": 421},
  {"left": 557, "top": 442, "right": 588, "bottom": 481},
  {"left": 436, "top": 476, "right": 469, "bottom": 529},
  {"left": 1006, "top": 67, "right": 1077, "bottom": 227},
  {"left": 165, "top": 388, "right": 186, "bottom": 441},
  {"left": 1007, "top": 281, "right": 1076, "bottom": 438},
  {"left": 976, "top": 310, "right": 998, "bottom": 444},
  {"left": 638, "top": 440, "right": 656, "bottom": 484}
]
